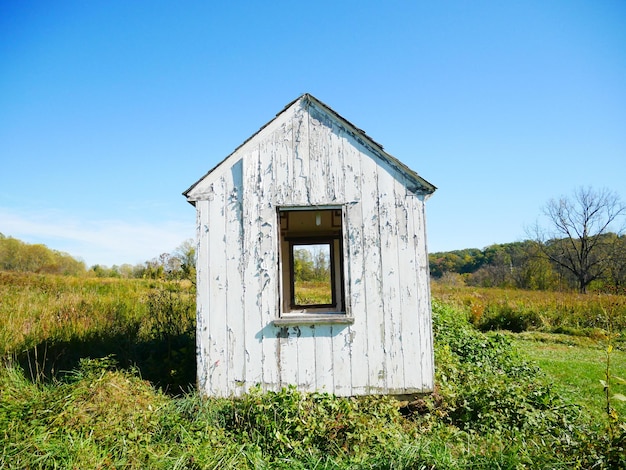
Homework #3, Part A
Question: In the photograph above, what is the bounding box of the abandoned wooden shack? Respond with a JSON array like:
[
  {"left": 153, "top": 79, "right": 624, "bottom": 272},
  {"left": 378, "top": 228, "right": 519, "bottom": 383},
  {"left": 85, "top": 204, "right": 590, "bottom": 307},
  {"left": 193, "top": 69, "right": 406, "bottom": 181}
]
[{"left": 183, "top": 94, "right": 437, "bottom": 398}]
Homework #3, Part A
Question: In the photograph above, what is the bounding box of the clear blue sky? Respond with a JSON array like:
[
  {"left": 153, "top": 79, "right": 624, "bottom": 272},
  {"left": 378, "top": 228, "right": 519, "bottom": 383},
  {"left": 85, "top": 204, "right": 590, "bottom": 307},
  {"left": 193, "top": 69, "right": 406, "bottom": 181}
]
[{"left": 1, "top": 1, "right": 625, "bottom": 267}]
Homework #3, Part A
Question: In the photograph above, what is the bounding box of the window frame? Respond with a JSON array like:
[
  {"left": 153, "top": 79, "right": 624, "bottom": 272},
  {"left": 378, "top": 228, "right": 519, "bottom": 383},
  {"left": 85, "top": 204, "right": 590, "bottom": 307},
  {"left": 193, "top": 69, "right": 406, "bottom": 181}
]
[
  {"left": 287, "top": 237, "right": 337, "bottom": 309},
  {"left": 275, "top": 206, "right": 352, "bottom": 326}
]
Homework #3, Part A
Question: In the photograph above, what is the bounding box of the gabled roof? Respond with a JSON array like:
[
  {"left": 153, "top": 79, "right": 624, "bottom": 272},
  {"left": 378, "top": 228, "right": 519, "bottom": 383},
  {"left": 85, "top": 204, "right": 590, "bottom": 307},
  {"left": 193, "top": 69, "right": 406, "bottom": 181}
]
[{"left": 183, "top": 93, "right": 436, "bottom": 199}]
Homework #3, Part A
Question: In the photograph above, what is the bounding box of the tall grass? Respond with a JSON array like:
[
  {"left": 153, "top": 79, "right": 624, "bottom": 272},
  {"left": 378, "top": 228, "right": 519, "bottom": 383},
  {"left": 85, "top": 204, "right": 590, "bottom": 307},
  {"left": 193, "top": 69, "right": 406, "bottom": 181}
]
[
  {"left": 294, "top": 280, "right": 333, "bottom": 305},
  {"left": 0, "top": 272, "right": 195, "bottom": 390},
  {"left": 432, "top": 281, "right": 626, "bottom": 337},
  {"left": 0, "top": 272, "right": 148, "bottom": 353}
]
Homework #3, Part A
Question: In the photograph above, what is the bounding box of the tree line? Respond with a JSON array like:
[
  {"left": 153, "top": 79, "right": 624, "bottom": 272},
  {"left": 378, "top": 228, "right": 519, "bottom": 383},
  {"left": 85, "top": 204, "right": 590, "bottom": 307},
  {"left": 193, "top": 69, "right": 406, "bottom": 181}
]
[
  {"left": 90, "top": 239, "right": 196, "bottom": 281},
  {"left": 431, "top": 187, "right": 626, "bottom": 294},
  {"left": 0, "top": 233, "right": 196, "bottom": 282},
  {"left": 429, "top": 234, "right": 626, "bottom": 292},
  {"left": 0, "top": 233, "right": 86, "bottom": 275},
  {"left": 3, "top": 187, "right": 623, "bottom": 293}
]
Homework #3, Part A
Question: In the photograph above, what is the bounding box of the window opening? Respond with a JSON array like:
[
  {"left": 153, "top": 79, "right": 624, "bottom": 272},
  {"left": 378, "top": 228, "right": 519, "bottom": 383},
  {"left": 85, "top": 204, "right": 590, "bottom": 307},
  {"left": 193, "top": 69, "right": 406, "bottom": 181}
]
[{"left": 278, "top": 208, "right": 344, "bottom": 314}]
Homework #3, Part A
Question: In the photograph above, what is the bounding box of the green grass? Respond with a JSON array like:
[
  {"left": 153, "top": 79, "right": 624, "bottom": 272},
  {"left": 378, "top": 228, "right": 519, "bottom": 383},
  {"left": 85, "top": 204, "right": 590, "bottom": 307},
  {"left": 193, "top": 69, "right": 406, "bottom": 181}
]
[
  {"left": 1, "top": 272, "right": 625, "bottom": 468},
  {"left": 512, "top": 332, "right": 626, "bottom": 422},
  {"left": 294, "top": 280, "right": 332, "bottom": 305}
]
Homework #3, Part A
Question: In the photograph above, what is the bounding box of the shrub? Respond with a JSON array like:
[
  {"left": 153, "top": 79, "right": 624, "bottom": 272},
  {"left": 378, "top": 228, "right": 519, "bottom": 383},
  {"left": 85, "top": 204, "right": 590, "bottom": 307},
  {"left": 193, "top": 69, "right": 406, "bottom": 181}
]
[
  {"left": 214, "top": 385, "right": 410, "bottom": 460},
  {"left": 429, "top": 300, "right": 596, "bottom": 466},
  {"left": 477, "top": 302, "right": 542, "bottom": 332}
]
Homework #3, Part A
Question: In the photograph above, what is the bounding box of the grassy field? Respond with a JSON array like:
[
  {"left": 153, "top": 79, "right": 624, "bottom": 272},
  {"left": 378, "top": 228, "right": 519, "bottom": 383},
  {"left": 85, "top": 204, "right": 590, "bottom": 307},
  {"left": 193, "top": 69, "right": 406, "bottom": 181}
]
[
  {"left": 0, "top": 272, "right": 196, "bottom": 391},
  {"left": 432, "top": 281, "right": 626, "bottom": 336},
  {"left": 512, "top": 332, "right": 626, "bottom": 422},
  {"left": 1, "top": 272, "right": 625, "bottom": 468},
  {"left": 294, "top": 280, "right": 333, "bottom": 305},
  {"left": 432, "top": 281, "right": 626, "bottom": 423}
]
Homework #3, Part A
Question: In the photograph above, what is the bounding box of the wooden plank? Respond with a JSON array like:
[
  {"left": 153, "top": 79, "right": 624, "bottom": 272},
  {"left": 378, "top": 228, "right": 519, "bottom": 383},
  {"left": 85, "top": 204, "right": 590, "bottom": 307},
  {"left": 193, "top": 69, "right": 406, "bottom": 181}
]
[
  {"left": 290, "top": 102, "right": 311, "bottom": 205},
  {"left": 324, "top": 112, "right": 343, "bottom": 203},
  {"left": 407, "top": 195, "right": 434, "bottom": 391},
  {"left": 341, "top": 135, "right": 366, "bottom": 394},
  {"left": 330, "top": 129, "right": 352, "bottom": 396},
  {"left": 225, "top": 159, "right": 246, "bottom": 396},
  {"left": 358, "top": 148, "right": 386, "bottom": 394},
  {"left": 278, "top": 325, "right": 299, "bottom": 387},
  {"left": 330, "top": 324, "right": 353, "bottom": 396},
  {"left": 195, "top": 200, "right": 211, "bottom": 395},
  {"left": 241, "top": 148, "right": 265, "bottom": 391},
  {"left": 395, "top": 186, "right": 421, "bottom": 391},
  {"left": 308, "top": 109, "right": 326, "bottom": 205},
  {"left": 296, "top": 325, "right": 316, "bottom": 391},
  {"left": 207, "top": 176, "right": 228, "bottom": 396},
  {"left": 258, "top": 138, "right": 280, "bottom": 391},
  {"left": 377, "top": 170, "right": 404, "bottom": 392},
  {"left": 274, "top": 118, "right": 294, "bottom": 206},
  {"left": 414, "top": 196, "right": 435, "bottom": 391},
  {"left": 314, "top": 326, "right": 334, "bottom": 393}
]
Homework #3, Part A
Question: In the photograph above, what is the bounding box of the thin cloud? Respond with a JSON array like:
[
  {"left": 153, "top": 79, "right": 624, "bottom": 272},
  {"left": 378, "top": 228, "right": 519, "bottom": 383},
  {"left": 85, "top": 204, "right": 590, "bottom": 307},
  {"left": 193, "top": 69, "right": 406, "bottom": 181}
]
[{"left": 0, "top": 208, "right": 193, "bottom": 267}]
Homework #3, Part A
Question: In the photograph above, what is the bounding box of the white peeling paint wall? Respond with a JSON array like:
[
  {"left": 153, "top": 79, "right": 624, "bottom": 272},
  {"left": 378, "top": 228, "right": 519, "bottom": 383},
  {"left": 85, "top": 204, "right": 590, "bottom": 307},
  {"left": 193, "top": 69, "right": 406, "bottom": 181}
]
[{"left": 191, "top": 98, "right": 434, "bottom": 397}]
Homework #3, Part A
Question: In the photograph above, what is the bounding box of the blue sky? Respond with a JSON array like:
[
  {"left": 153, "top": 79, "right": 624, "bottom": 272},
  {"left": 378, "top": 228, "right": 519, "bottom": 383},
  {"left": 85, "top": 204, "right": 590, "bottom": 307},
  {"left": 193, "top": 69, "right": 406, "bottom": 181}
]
[{"left": 1, "top": 1, "right": 625, "bottom": 267}]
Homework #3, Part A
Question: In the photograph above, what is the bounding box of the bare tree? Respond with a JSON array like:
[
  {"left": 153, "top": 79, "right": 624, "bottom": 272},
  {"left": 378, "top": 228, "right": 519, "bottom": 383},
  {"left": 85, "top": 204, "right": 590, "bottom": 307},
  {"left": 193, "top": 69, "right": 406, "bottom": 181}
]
[{"left": 531, "top": 187, "right": 626, "bottom": 293}]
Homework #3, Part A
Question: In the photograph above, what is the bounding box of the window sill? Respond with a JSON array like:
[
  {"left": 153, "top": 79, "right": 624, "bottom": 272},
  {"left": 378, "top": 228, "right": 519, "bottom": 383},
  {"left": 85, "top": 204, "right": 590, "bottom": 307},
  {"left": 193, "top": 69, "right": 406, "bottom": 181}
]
[{"left": 273, "top": 314, "right": 353, "bottom": 326}]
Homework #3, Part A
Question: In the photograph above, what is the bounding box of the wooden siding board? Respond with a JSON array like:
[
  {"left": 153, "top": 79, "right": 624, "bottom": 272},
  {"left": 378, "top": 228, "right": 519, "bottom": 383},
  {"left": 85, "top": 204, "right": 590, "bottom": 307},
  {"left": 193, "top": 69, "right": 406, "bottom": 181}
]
[
  {"left": 332, "top": 325, "right": 352, "bottom": 396},
  {"left": 407, "top": 195, "right": 433, "bottom": 391},
  {"left": 278, "top": 326, "right": 299, "bottom": 387},
  {"left": 330, "top": 133, "right": 354, "bottom": 396},
  {"left": 196, "top": 200, "right": 210, "bottom": 394},
  {"left": 395, "top": 188, "right": 422, "bottom": 391},
  {"left": 342, "top": 139, "right": 366, "bottom": 395},
  {"left": 258, "top": 140, "right": 280, "bottom": 391},
  {"left": 314, "top": 326, "right": 334, "bottom": 392},
  {"left": 414, "top": 197, "right": 435, "bottom": 391},
  {"left": 308, "top": 108, "right": 326, "bottom": 205},
  {"left": 241, "top": 149, "right": 265, "bottom": 392},
  {"left": 225, "top": 160, "right": 246, "bottom": 395},
  {"left": 377, "top": 170, "right": 405, "bottom": 392},
  {"left": 296, "top": 326, "right": 316, "bottom": 390},
  {"left": 291, "top": 104, "right": 311, "bottom": 205},
  {"left": 327, "top": 114, "right": 343, "bottom": 202},
  {"left": 359, "top": 151, "right": 386, "bottom": 393},
  {"left": 308, "top": 104, "right": 350, "bottom": 205},
  {"left": 274, "top": 119, "right": 294, "bottom": 206},
  {"left": 207, "top": 176, "right": 228, "bottom": 395}
]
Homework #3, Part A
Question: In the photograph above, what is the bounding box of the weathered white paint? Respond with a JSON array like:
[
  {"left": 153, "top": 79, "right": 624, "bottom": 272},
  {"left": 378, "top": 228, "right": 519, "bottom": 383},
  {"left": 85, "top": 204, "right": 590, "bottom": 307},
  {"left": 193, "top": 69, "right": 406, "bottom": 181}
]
[{"left": 184, "top": 94, "right": 436, "bottom": 397}]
